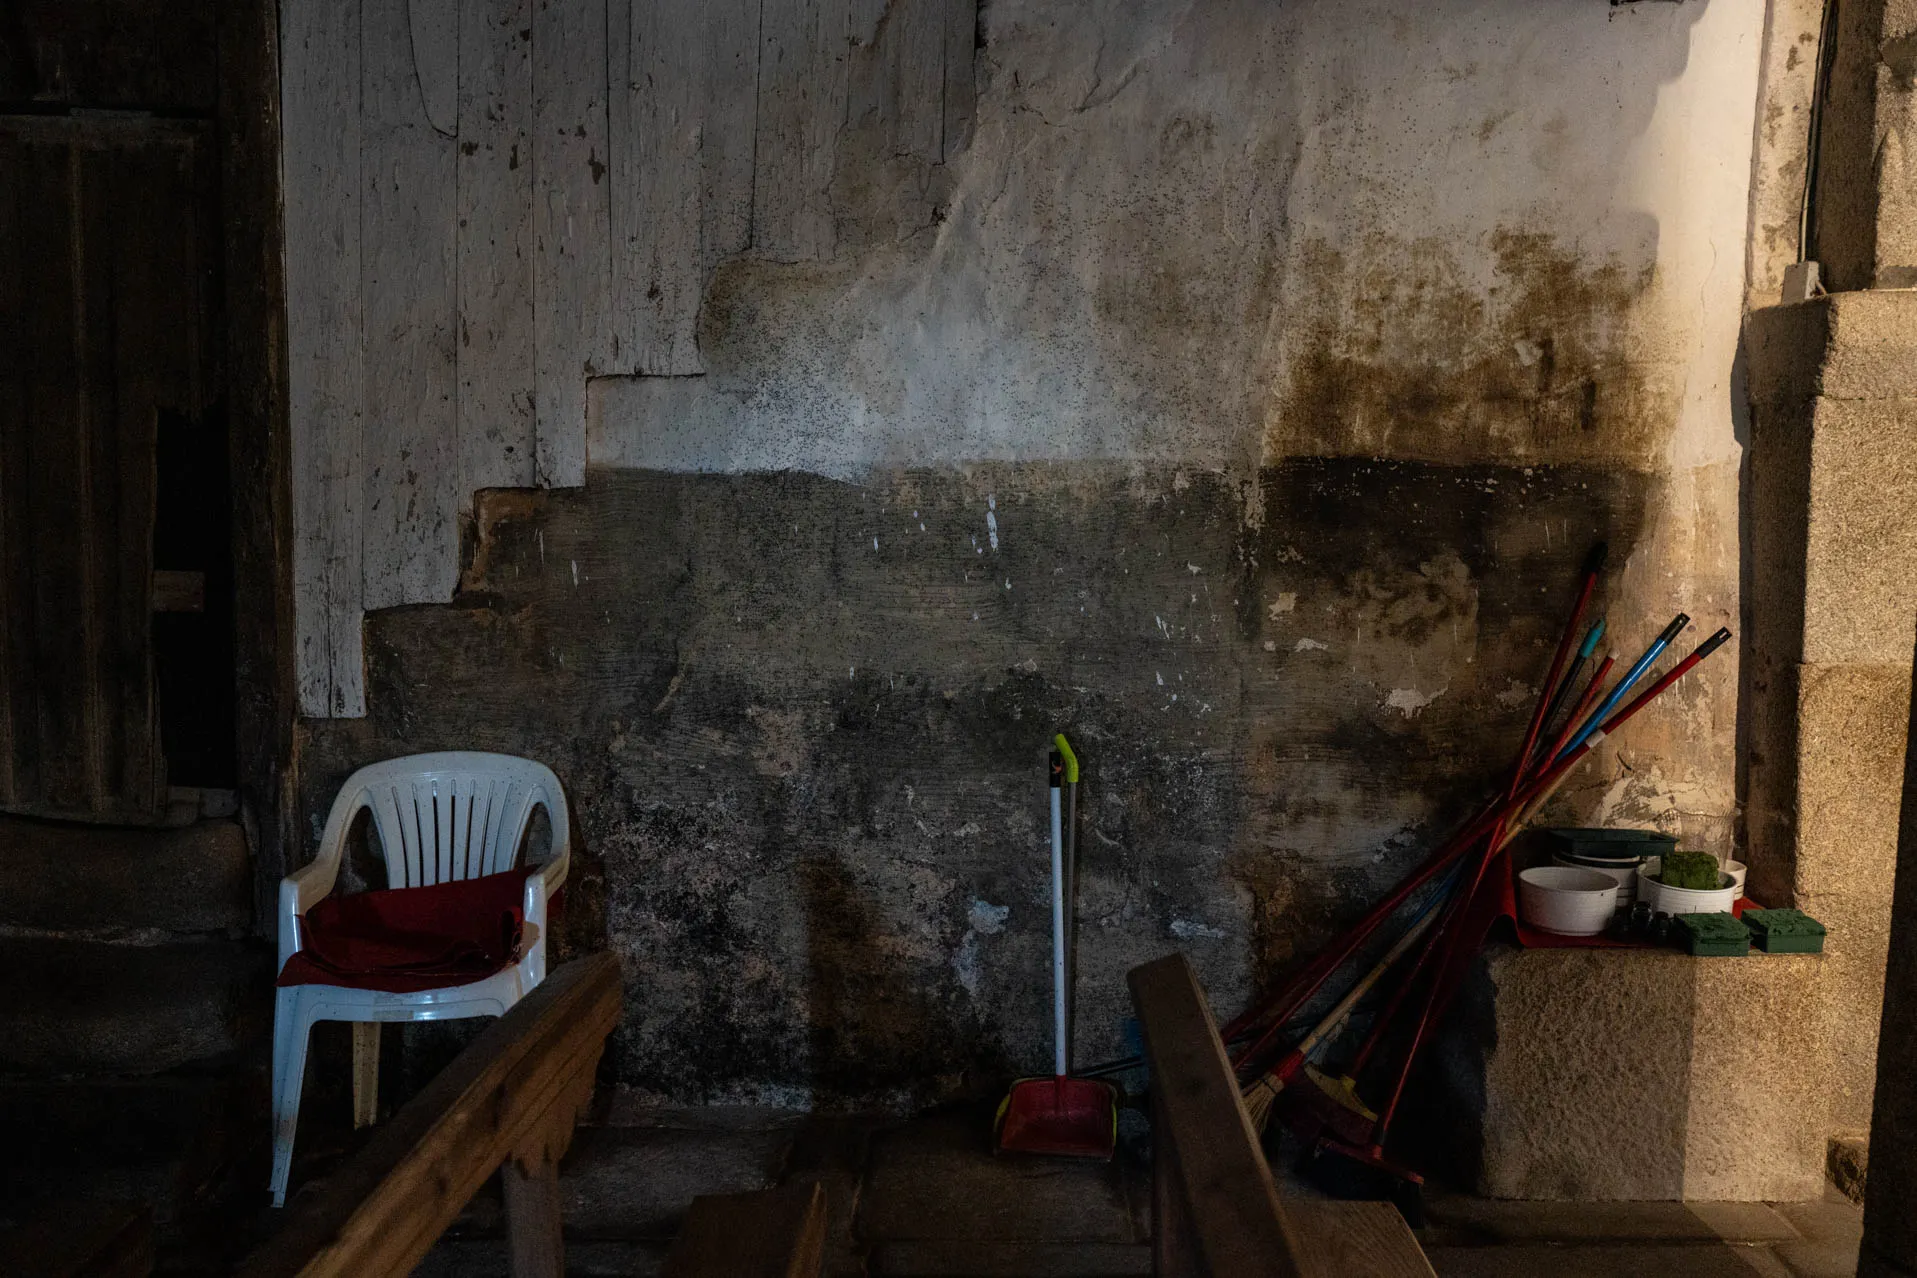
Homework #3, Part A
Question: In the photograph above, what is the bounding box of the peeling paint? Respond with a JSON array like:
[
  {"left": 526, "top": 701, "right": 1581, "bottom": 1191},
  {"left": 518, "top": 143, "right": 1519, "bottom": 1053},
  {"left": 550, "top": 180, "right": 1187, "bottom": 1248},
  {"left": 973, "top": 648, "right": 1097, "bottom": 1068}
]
[{"left": 1384, "top": 686, "right": 1448, "bottom": 719}]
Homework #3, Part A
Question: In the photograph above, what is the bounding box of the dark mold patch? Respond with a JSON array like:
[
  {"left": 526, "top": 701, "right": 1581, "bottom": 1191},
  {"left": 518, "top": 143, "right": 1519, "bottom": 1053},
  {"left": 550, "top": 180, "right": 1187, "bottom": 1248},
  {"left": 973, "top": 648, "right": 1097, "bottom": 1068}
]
[
  {"left": 1271, "top": 229, "right": 1677, "bottom": 469},
  {"left": 303, "top": 459, "right": 1652, "bottom": 1105}
]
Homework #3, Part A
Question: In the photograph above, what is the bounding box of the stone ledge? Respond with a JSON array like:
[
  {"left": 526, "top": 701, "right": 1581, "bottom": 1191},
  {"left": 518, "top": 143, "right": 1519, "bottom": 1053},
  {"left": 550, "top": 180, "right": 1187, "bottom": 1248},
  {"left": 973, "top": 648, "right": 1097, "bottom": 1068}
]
[
  {"left": 1747, "top": 290, "right": 1917, "bottom": 405},
  {"left": 0, "top": 816, "right": 251, "bottom": 935},
  {"left": 0, "top": 937, "right": 270, "bottom": 1076},
  {"left": 1747, "top": 394, "right": 1917, "bottom": 668},
  {"left": 1436, "top": 944, "right": 1828, "bottom": 1201}
]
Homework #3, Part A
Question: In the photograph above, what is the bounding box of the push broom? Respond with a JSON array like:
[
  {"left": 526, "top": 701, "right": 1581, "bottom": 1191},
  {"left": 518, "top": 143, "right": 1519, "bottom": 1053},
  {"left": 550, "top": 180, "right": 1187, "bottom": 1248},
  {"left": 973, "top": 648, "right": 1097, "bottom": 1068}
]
[{"left": 994, "top": 734, "right": 1118, "bottom": 1158}]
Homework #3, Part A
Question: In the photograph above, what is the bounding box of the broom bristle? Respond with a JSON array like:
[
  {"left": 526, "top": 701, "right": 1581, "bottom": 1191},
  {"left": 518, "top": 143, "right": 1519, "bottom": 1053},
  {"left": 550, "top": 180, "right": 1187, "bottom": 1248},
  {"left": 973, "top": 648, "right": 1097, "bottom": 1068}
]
[{"left": 1240, "top": 1073, "right": 1282, "bottom": 1133}]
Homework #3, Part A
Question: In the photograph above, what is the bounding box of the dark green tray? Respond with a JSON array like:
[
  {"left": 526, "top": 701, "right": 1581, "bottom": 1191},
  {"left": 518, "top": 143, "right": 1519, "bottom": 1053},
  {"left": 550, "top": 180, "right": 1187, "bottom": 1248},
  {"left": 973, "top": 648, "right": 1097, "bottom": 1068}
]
[{"left": 1543, "top": 828, "right": 1679, "bottom": 863}]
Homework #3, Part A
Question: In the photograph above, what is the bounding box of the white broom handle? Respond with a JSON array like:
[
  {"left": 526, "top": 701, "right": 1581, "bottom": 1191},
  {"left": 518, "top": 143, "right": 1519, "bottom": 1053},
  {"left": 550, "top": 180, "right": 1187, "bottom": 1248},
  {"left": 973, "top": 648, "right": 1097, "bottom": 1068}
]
[{"left": 1050, "top": 784, "right": 1068, "bottom": 1077}]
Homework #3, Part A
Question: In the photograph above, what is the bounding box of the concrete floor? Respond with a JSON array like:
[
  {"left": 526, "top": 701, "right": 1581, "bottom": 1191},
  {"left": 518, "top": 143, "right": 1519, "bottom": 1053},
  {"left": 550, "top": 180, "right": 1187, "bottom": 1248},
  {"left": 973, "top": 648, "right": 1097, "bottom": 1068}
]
[{"left": 407, "top": 1104, "right": 1861, "bottom": 1277}]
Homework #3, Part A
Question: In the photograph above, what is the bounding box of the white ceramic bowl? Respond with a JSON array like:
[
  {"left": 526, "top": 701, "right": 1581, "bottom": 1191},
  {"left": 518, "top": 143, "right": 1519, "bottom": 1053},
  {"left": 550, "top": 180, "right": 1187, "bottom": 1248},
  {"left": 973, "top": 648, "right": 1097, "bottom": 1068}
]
[
  {"left": 1551, "top": 852, "right": 1638, "bottom": 907},
  {"left": 1636, "top": 859, "right": 1737, "bottom": 915},
  {"left": 1518, "top": 866, "right": 1620, "bottom": 936},
  {"left": 1722, "top": 859, "right": 1747, "bottom": 900}
]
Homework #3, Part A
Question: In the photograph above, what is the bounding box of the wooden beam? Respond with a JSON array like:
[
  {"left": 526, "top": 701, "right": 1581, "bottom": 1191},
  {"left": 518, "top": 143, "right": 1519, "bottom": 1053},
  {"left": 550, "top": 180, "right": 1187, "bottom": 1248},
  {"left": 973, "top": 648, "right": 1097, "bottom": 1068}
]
[
  {"left": 663, "top": 1181, "right": 827, "bottom": 1278},
  {"left": 1127, "top": 952, "right": 1317, "bottom": 1278},
  {"left": 238, "top": 952, "right": 622, "bottom": 1278},
  {"left": 350, "top": 1021, "right": 379, "bottom": 1129},
  {"left": 501, "top": 1156, "right": 564, "bottom": 1278},
  {"left": 216, "top": 0, "right": 297, "bottom": 926},
  {"left": 1286, "top": 1202, "right": 1435, "bottom": 1278}
]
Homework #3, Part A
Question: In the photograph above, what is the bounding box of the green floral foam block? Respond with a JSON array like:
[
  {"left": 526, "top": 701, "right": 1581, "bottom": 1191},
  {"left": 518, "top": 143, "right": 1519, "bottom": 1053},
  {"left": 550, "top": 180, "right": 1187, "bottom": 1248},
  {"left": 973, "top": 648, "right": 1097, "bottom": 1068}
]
[
  {"left": 1744, "top": 908, "right": 1827, "bottom": 954},
  {"left": 1673, "top": 912, "right": 1749, "bottom": 957},
  {"left": 1660, "top": 851, "right": 1720, "bottom": 891}
]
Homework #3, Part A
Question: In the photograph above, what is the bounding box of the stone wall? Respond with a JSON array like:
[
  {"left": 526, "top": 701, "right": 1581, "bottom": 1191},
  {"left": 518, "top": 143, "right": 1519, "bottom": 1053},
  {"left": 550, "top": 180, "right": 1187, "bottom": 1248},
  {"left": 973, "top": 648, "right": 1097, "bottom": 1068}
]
[
  {"left": 1745, "top": 291, "right": 1917, "bottom": 1136},
  {"left": 292, "top": 0, "right": 1766, "bottom": 1105}
]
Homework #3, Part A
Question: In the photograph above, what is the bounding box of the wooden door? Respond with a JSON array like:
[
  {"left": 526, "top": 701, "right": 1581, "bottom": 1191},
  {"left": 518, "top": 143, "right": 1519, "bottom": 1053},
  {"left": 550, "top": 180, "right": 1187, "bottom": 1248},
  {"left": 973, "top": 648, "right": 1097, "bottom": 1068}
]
[{"left": 0, "top": 115, "right": 215, "bottom": 822}]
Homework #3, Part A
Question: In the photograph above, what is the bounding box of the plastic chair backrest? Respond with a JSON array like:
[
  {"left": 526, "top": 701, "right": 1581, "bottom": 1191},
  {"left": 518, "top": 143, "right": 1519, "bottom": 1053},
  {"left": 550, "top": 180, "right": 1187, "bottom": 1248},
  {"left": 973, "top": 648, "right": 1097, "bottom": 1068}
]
[{"left": 343, "top": 752, "right": 567, "bottom": 889}]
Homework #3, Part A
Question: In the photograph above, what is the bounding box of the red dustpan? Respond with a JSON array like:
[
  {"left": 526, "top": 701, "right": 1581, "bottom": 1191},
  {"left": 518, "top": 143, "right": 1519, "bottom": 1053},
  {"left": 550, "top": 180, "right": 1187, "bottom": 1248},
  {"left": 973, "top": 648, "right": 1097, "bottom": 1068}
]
[
  {"left": 994, "top": 736, "right": 1117, "bottom": 1159},
  {"left": 996, "top": 1075, "right": 1117, "bottom": 1158}
]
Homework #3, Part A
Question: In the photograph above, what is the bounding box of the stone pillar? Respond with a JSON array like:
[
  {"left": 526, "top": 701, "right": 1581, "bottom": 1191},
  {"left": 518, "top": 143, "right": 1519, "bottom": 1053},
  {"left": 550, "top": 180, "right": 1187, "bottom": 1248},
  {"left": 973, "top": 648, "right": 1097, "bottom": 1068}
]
[
  {"left": 1745, "top": 291, "right": 1917, "bottom": 1141},
  {"left": 1809, "top": 0, "right": 1917, "bottom": 289},
  {"left": 1859, "top": 631, "right": 1917, "bottom": 1275}
]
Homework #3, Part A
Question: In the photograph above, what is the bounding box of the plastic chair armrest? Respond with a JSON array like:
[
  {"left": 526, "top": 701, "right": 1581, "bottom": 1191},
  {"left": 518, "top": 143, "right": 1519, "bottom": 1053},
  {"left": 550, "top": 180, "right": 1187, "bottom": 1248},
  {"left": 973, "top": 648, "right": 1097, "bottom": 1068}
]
[
  {"left": 277, "top": 790, "right": 363, "bottom": 969},
  {"left": 523, "top": 836, "right": 570, "bottom": 919},
  {"left": 280, "top": 857, "right": 344, "bottom": 969}
]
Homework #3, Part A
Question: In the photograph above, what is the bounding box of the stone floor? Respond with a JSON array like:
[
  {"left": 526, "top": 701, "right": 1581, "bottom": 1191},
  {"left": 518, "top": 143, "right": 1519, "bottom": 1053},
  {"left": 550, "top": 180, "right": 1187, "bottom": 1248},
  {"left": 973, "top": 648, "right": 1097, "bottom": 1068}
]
[{"left": 400, "top": 1102, "right": 1862, "bottom": 1277}]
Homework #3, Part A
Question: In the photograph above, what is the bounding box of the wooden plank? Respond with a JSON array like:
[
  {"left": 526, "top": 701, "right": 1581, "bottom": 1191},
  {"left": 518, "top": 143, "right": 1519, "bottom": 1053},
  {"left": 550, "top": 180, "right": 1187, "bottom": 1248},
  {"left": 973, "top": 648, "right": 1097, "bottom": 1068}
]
[
  {"left": 359, "top": 0, "right": 460, "bottom": 611},
  {"left": 238, "top": 952, "right": 621, "bottom": 1278},
  {"left": 531, "top": 0, "right": 611, "bottom": 488},
  {"left": 663, "top": 1182, "right": 827, "bottom": 1278},
  {"left": 1150, "top": 1088, "right": 1204, "bottom": 1278},
  {"left": 0, "top": 0, "right": 218, "bottom": 112},
  {"left": 410, "top": 0, "right": 460, "bottom": 135},
  {"left": 152, "top": 570, "right": 207, "bottom": 613},
  {"left": 1127, "top": 953, "right": 1315, "bottom": 1278},
  {"left": 94, "top": 129, "right": 207, "bottom": 816},
  {"left": 501, "top": 1157, "right": 564, "bottom": 1278},
  {"left": 611, "top": 0, "right": 707, "bottom": 375},
  {"left": 457, "top": 0, "right": 539, "bottom": 499},
  {"left": 20, "top": 135, "right": 93, "bottom": 811},
  {"left": 844, "top": 0, "right": 941, "bottom": 167},
  {"left": 1287, "top": 1201, "right": 1435, "bottom": 1278},
  {"left": 219, "top": 0, "right": 300, "bottom": 916},
  {"left": 701, "top": 0, "right": 760, "bottom": 267},
  {"left": 0, "top": 120, "right": 197, "bottom": 822},
  {"left": 281, "top": 0, "right": 366, "bottom": 717},
  {"left": 752, "top": 0, "right": 850, "bottom": 262},
  {"left": 940, "top": 0, "right": 976, "bottom": 162},
  {"left": 0, "top": 125, "right": 33, "bottom": 807},
  {"left": 351, "top": 1022, "right": 380, "bottom": 1129},
  {"left": 76, "top": 138, "right": 119, "bottom": 811}
]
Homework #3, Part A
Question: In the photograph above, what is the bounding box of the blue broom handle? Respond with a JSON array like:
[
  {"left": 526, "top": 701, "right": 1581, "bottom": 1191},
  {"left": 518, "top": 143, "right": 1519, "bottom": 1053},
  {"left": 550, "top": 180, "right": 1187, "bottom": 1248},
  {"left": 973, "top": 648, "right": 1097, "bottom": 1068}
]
[{"left": 1558, "top": 613, "right": 1689, "bottom": 761}]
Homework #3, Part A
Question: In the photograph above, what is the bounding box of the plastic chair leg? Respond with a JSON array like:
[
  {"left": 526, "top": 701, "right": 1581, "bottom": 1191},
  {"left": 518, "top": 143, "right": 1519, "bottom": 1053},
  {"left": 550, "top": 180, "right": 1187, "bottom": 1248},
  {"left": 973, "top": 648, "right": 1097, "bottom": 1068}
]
[{"left": 269, "top": 987, "right": 313, "bottom": 1207}]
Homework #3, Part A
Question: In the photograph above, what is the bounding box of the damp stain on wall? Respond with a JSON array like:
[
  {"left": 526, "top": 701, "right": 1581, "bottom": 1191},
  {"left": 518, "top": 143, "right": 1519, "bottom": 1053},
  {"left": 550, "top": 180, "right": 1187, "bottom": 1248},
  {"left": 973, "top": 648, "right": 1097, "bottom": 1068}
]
[{"left": 296, "top": 459, "right": 1703, "bottom": 1103}]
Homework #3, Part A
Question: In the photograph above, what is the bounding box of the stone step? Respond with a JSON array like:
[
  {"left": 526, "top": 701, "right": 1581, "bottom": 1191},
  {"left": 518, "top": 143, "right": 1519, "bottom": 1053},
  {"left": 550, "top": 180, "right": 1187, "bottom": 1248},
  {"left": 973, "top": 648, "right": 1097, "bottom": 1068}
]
[
  {"left": 0, "top": 935, "right": 270, "bottom": 1075},
  {"left": 0, "top": 1073, "right": 261, "bottom": 1232},
  {"left": 0, "top": 814, "right": 250, "bottom": 935}
]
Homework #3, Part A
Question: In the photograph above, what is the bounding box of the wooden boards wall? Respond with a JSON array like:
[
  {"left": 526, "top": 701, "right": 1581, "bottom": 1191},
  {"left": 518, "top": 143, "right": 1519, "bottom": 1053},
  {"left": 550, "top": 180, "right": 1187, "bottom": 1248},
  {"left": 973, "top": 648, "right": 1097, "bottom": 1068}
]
[
  {"left": 283, "top": 0, "right": 976, "bottom": 717},
  {"left": 0, "top": 117, "right": 213, "bottom": 819}
]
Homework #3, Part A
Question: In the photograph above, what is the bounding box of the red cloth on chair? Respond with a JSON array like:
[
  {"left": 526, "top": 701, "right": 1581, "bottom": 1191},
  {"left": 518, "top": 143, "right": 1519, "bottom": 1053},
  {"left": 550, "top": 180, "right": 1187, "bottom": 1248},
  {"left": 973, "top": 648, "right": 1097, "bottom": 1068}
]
[{"left": 277, "top": 867, "right": 534, "bottom": 993}]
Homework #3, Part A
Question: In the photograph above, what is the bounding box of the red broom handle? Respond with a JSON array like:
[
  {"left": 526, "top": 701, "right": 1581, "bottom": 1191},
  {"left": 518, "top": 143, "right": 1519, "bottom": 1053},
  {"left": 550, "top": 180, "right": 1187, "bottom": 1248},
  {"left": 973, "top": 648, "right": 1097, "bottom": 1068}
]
[
  {"left": 1504, "top": 544, "right": 1605, "bottom": 807},
  {"left": 1541, "top": 655, "right": 1616, "bottom": 773}
]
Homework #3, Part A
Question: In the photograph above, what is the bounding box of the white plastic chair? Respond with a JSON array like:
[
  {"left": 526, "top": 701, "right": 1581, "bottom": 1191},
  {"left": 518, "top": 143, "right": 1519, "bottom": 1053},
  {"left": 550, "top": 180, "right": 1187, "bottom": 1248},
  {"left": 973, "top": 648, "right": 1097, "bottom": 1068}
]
[{"left": 269, "top": 751, "right": 570, "bottom": 1206}]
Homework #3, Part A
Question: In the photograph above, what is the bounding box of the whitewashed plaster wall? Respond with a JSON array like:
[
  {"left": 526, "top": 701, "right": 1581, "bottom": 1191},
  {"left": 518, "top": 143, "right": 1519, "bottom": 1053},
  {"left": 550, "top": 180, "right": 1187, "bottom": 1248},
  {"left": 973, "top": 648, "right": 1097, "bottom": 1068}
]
[
  {"left": 282, "top": 0, "right": 975, "bottom": 715},
  {"left": 286, "top": 0, "right": 1766, "bottom": 726}
]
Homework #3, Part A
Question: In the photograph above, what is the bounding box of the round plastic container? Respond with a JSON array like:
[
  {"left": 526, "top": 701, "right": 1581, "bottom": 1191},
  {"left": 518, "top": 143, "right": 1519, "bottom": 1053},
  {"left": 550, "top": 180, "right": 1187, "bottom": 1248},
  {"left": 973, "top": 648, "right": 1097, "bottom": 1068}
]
[
  {"left": 1637, "top": 859, "right": 1737, "bottom": 915},
  {"left": 1551, "top": 852, "right": 1638, "bottom": 908},
  {"left": 1518, "top": 866, "right": 1620, "bottom": 936},
  {"left": 1722, "top": 859, "right": 1747, "bottom": 900}
]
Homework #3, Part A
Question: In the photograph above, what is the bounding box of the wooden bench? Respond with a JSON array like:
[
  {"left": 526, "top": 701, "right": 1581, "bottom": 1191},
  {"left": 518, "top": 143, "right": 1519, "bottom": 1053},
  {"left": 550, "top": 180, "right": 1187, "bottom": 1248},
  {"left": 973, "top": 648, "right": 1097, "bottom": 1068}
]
[
  {"left": 1128, "top": 953, "right": 1434, "bottom": 1278},
  {"left": 238, "top": 952, "right": 622, "bottom": 1278}
]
